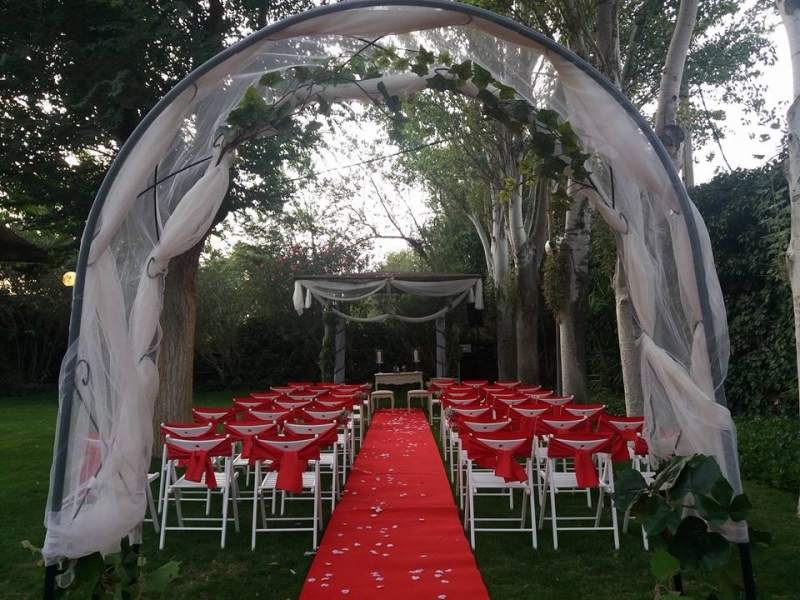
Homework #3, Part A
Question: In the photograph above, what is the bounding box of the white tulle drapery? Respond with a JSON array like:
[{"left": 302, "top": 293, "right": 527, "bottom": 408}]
[
  {"left": 45, "top": 1, "right": 744, "bottom": 566},
  {"left": 293, "top": 275, "right": 482, "bottom": 323}
]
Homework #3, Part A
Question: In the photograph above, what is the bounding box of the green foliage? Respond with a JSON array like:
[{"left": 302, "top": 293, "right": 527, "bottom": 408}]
[
  {"left": 691, "top": 161, "right": 795, "bottom": 415},
  {"left": 613, "top": 454, "right": 763, "bottom": 600},
  {"left": 22, "top": 538, "right": 179, "bottom": 599},
  {"left": 735, "top": 416, "right": 800, "bottom": 493},
  {"left": 0, "top": 259, "right": 73, "bottom": 394},
  {"left": 541, "top": 243, "right": 570, "bottom": 319}
]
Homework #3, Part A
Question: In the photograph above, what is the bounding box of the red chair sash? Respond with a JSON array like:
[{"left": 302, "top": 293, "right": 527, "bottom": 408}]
[
  {"left": 546, "top": 435, "right": 613, "bottom": 488},
  {"left": 466, "top": 436, "right": 530, "bottom": 483},
  {"left": 249, "top": 438, "right": 320, "bottom": 493},
  {"left": 167, "top": 442, "right": 231, "bottom": 489}
]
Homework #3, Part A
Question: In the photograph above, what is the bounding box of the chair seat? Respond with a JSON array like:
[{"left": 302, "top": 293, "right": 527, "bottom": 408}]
[
  {"left": 470, "top": 472, "right": 531, "bottom": 489},
  {"left": 170, "top": 471, "right": 237, "bottom": 490},
  {"left": 259, "top": 471, "right": 318, "bottom": 490}
]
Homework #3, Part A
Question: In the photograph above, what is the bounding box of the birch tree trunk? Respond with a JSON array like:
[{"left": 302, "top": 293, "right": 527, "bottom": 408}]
[
  {"left": 468, "top": 202, "right": 514, "bottom": 381},
  {"left": 558, "top": 197, "right": 593, "bottom": 402},
  {"left": 597, "top": 0, "right": 644, "bottom": 414},
  {"left": 506, "top": 145, "right": 549, "bottom": 384},
  {"left": 614, "top": 257, "right": 644, "bottom": 414},
  {"left": 777, "top": 0, "right": 800, "bottom": 518},
  {"left": 654, "top": 0, "right": 699, "bottom": 164},
  {"left": 152, "top": 239, "right": 204, "bottom": 455},
  {"left": 492, "top": 206, "right": 516, "bottom": 381}
]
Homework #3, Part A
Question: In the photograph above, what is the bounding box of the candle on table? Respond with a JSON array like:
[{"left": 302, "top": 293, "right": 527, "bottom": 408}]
[
  {"left": 413, "top": 349, "right": 419, "bottom": 363},
  {"left": 376, "top": 350, "right": 383, "bottom": 364}
]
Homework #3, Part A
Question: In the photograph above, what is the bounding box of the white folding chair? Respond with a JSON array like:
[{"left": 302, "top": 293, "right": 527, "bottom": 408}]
[
  {"left": 159, "top": 435, "right": 239, "bottom": 549},
  {"left": 284, "top": 421, "right": 340, "bottom": 510},
  {"left": 538, "top": 433, "right": 619, "bottom": 550},
  {"left": 249, "top": 434, "right": 322, "bottom": 550},
  {"left": 464, "top": 432, "right": 537, "bottom": 549}
]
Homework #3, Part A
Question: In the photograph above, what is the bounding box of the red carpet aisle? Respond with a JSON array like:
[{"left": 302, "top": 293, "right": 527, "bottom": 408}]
[{"left": 299, "top": 409, "right": 490, "bottom": 600}]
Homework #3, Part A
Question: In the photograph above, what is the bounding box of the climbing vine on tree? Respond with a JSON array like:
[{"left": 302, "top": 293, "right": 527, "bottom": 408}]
[{"left": 219, "top": 43, "right": 598, "bottom": 207}]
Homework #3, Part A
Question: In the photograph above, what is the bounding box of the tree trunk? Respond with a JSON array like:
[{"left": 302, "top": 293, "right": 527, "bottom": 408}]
[
  {"left": 655, "top": 0, "right": 699, "bottom": 165},
  {"left": 777, "top": 0, "right": 800, "bottom": 518},
  {"left": 152, "top": 239, "right": 204, "bottom": 455},
  {"left": 558, "top": 197, "right": 593, "bottom": 402},
  {"left": 494, "top": 229, "right": 516, "bottom": 381},
  {"left": 614, "top": 257, "right": 644, "bottom": 415},
  {"left": 516, "top": 256, "right": 540, "bottom": 384}
]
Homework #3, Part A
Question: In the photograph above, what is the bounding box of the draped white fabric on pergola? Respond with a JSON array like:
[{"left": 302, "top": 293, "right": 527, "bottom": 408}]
[
  {"left": 293, "top": 273, "right": 483, "bottom": 323},
  {"left": 43, "top": 0, "right": 746, "bottom": 568},
  {"left": 294, "top": 273, "right": 484, "bottom": 381}
]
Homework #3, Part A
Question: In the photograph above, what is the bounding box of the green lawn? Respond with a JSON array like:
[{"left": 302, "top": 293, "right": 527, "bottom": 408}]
[{"left": 1, "top": 392, "right": 797, "bottom": 599}]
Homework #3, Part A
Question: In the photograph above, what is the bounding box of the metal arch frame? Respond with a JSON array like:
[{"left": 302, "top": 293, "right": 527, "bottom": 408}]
[{"left": 47, "top": 1, "right": 746, "bottom": 597}]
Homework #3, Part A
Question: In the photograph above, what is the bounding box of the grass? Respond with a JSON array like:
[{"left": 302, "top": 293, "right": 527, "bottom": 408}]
[{"left": 1, "top": 391, "right": 798, "bottom": 599}]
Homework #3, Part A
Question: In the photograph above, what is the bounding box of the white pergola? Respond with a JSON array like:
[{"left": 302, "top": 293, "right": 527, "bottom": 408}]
[{"left": 294, "top": 272, "right": 483, "bottom": 380}]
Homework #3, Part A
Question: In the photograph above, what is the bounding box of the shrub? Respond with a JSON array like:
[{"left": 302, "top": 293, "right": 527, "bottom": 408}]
[{"left": 736, "top": 416, "right": 800, "bottom": 492}]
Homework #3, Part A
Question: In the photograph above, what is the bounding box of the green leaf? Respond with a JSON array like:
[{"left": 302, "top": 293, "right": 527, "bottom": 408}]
[
  {"left": 259, "top": 71, "right": 284, "bottom": 88},
  {"left": 687, "top": 455, "right": 724, "bottom": 495},
  {"left": 695, "top": 494, "right": 730, "bottom": 525},
  {"left": 611, "top": 467, "right": 648, "bottom": 511},
  {"left": 140, "top": 561, "right": 180, "bottom": 597},
  {"left": 650, "top": 547, "right": 681, "bottom": 579},
  {"left": 710, "top": 476, "right": 734, "bottom": 509},
  {"left": 410, "top": 63, "right": 429, "bottom": 77},
  {"left": 727, "top": 494, "right": 752, "bottom": 522},
  {"left": 652, "top": 455, "right": 692, "bottom": 498},
  {"left": 747, "top": 526, "right": 771, "bottom": 547},
  {"left": 426, "top": 74, "right": 456, "bottom": 92},
  {"left": 472, "top": 64, "right": 492, "bottom": 90},
  {"left": 496, "top": 82, "right": 516, "bottom": 101},
  {"left": 643, "top": 496, "right": 683, "bottom": 536},
  {"left": 450, "top": 59, "right": 473, "bottom": 81},
  {"left": 668, "top": 516, "right": 731, "bottom": 572},
  {"left": 75, "top": 553, "right": 106, "bottom": 588},
  {"left": 436, "top": 51, "right": 452, "bottom": 66}
]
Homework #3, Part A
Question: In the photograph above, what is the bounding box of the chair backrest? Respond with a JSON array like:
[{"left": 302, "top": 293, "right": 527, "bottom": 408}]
[
  {"left": 256, "top": 432, "right": 319, "bottom": 453},
  {"left": 537, "top": 394, "right": 573, "bottom": 406},
  {"left": 596, "top": 415, "right": 645, "bottom": 433},
  {"left": 509, "top": 404, "right": 552, "bottom": 419},
  {"left": 563, "top": 404, "right": 606, "bottom": 419},
  {"left": 450, "top": 406, "right": 492, "bottom": 419},
  {"left": 287, "top": 392, "right": 320, "bottom": 401},
  {"left": 191, "top": 407, "right": 237, "bottom": 424},
  {"left": 160, "top": 422, "right": 214, "bottom": 439},
  {"left": 302, "top": 408, "right": 344, "bottom": 421},
  {"left": 224, "top": 421, "right": 277, "bottom": 438},
  {"left": 275, "top": 398, "right": 312, "bottom": 410},
  {"left": 516, "top": 385, "right": 542, "bottom": 394},
  {"left": 462, "top": 380, "right": 488, "bottom": 388},
  {"left": 270, "top": 386, "right": 297, "bottom": 394},
  {"left": 233, "top": 398, "right": 268, "bottom": 411},
  {"left": 475, "top": 435, "right": 529, "bottom": 452},
  {"left": 442, "top": 396, "right": 481, "bottom": 407},
  {"left": 249, "top": 391, "right": 281, "bottom": 401},
  {"left": 460, "top": 418, "right": 512, "bottom": 433},
  {"left": 493, "top": 394, "right": 528, "bottom": 407},
  {"left": 524, "top": 389, "right": 554, "bottom": 399},
  {"left": 495, "top": 380, "right": 521, "bottom": 389},
  {"left": 547, "top": 433, "right": 614, "bottom": 457},
  {"left": 248, "top": 408, "right": 291, "bottom": 423},
  {"left": 539, "top": 415, "right": 590, "bottom": 434},
  {"left": 287, "top": 381, "right": 314, "bottom": 389},
  {"left": 164, "top": 434, "right": 232, "bottom": 458},
  {"left": 284, "top": 420, "right": 338, "bottom": 445}
]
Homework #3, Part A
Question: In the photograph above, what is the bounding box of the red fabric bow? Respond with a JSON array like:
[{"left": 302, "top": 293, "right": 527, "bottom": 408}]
[
  {"left": 466, "top": 437, "right": 529, "bottom": 483},
  {"left": 547, "top": 437, "right": 611, "bottom": 488},
  {"left": 184, "top": 449, "right": 217, "bottom": 488},
  {"left": 249, "top": 439, "right": 321, "bottom": 493}
]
